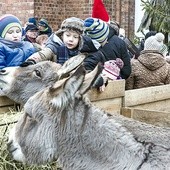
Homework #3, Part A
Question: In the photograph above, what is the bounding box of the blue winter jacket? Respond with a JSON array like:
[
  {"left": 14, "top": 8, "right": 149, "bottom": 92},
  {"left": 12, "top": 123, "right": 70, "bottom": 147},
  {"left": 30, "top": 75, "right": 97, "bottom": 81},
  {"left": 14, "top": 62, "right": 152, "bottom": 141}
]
[{"left": 0, "top": 38, "right": 36, "bottom": 69}]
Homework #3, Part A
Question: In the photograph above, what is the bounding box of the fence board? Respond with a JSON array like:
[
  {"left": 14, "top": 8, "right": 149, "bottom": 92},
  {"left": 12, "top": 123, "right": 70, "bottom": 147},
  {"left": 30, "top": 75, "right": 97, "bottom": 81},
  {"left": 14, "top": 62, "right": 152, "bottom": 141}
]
[
  {"left": 123, "top": 84, "right": 170, "bottom": 107},
  {"left": 89, "top": 79, "right": 125, "bottom": 101},
  {"left": 121, "top": 107, "right": 170, "bottom": 127}
]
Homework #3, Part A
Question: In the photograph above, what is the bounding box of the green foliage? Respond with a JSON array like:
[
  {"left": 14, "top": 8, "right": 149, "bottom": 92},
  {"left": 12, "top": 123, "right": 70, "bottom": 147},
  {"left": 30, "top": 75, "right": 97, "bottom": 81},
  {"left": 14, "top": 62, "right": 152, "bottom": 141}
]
[
  {"left": 133, "top": 35, "right": 141, "bottom": 45},
  {"left": 141, "top": 0, "right": 170, "bottom": 33}
]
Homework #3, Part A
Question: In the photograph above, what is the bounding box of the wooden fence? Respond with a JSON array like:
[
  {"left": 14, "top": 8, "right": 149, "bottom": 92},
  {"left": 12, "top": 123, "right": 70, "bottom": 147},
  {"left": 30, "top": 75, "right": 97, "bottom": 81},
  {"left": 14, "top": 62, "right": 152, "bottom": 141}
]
[{"left": 1, "top": 80, "right": 170, "bottom": 127}]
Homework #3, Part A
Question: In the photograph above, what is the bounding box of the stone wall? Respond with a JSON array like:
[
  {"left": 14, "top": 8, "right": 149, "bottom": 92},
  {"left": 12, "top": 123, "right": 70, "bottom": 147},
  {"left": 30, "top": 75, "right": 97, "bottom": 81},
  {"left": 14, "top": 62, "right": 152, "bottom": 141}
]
[{"left": 0, "top": 0, "right": 135, "bottom": 39}]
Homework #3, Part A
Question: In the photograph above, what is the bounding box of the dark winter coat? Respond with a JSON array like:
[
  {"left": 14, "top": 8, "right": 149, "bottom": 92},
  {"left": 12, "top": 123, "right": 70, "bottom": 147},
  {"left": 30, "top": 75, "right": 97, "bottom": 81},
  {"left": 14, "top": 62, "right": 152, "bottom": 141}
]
[
  {"left": 83, "top": 25, "right": 131, "bottom": 79},
  {"left": 125, "top": 50, "right": 170, "bottom": 90}
]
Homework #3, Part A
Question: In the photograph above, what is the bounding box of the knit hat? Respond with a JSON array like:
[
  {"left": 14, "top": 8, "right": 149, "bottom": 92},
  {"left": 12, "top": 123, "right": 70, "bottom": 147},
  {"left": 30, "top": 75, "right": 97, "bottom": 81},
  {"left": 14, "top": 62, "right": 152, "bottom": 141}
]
[
  {"left": 28, "top": 17, "right": 37, "bottom": 26},
  {"left": 92, "top": 0, "right": 110, "bottom": 22},
  {"left": 102, "top": 58, "right": 124, "bottom": 80},
  {"left": 160, "top": 44, "right": 168, "bottom": 56},
  {"left": 25, "top": 24, "right": 38, "bottom": 32},
  {"left": 109, "top": 20, "right": 120, "bottom": 36},
  {"left": 0, "top": 14, "right": 22, "bottom": 38},
  {"left": 38, "top": 18, "right": 49, "bottom": 28},
  {"left": 84, "top": 17, "right": 109, "bottom": 43},
  {"left": 56, "top": 17, "right": 84, "bottom": 35},
  {"left": 144, "top": 32, "right": 165, "bottom": 51}
]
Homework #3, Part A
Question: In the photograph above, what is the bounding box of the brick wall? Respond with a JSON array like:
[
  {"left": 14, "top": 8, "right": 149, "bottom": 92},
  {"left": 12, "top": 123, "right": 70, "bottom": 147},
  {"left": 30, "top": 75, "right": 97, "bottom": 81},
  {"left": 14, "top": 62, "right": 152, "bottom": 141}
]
[
  {"left": 0, "top": 0, "right": 34, "bottom": 26},
  {"left": 0, "top": 0, "right": 135, "bottom": 39}
]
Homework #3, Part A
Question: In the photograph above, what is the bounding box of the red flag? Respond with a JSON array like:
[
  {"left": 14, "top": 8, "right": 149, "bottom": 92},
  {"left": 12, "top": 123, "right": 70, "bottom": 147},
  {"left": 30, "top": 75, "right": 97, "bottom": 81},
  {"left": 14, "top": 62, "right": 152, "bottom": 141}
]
[{"left": 92, "top": 0, "right": 110, "bottom": 22}]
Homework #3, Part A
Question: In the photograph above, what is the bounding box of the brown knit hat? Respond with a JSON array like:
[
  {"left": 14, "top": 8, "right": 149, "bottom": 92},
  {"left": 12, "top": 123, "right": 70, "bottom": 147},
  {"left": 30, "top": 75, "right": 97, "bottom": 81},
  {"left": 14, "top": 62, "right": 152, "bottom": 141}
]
[{"left": 56, "top": 17, "right": 84, "bottom": 35}]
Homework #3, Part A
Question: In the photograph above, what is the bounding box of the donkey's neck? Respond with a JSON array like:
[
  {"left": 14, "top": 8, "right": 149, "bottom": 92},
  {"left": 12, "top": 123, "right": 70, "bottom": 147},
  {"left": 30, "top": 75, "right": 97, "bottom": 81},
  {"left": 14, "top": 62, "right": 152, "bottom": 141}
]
[{"left": 57, "top": 99, "right": 147, "bottom": 170}]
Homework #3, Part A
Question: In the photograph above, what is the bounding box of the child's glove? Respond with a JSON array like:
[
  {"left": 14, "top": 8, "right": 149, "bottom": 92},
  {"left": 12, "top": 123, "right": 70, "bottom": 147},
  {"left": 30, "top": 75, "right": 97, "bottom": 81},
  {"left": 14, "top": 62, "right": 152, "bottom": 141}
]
[
  {"left": 20, "top": 59, "right": 36, "bottom": 67},
  {"left": 92, "top": 75, "right": 108, "bottom": 92}
]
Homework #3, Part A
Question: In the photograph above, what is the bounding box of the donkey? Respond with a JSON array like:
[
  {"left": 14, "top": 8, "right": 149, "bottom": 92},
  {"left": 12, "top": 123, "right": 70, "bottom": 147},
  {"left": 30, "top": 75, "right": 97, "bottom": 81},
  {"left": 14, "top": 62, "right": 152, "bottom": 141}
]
[
  {"left": 0, "top": 54, "right": 86, "bottom": 105},
  {"left": 8, "top": 64, "right": 170, "bottom": 170}
]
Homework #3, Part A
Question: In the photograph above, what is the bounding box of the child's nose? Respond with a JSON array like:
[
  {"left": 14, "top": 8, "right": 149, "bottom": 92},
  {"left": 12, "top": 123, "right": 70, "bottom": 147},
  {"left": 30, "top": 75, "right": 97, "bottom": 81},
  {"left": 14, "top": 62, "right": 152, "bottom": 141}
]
[
  {"left": 69, "top": 37, "right": 73, "bottom": 41},
  {"left": 13, "top": 32, "right": 18, "bottom": 37}
]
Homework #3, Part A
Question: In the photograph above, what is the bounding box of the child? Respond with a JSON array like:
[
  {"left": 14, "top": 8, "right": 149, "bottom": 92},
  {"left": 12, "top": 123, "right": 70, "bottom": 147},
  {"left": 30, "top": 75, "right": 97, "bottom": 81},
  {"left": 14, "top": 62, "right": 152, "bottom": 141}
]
[
  {"left": 22, "top": 17, "right": 85, "bottom": 66},
  {"left": 38, "top": 18, "right": 52, "bottom": 37},
  {"left": 83, "top": 18, "right": 131, "bottom": 80},
  {"left": 23, "top": 24, "right": 39, "bottom": 43},
  {"left": 0, "top": 14, "right": 37, "bottom": 69}
]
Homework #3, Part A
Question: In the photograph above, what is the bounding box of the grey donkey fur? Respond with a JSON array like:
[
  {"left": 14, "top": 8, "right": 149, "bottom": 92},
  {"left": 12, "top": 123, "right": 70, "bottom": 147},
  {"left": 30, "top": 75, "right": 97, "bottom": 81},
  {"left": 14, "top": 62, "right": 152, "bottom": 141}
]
[
  {"left": 0, "top": 54, "right": 86, "bottom": 105},
  {"left": 8, "top": 65, "right": 170, "bottom": 170}
]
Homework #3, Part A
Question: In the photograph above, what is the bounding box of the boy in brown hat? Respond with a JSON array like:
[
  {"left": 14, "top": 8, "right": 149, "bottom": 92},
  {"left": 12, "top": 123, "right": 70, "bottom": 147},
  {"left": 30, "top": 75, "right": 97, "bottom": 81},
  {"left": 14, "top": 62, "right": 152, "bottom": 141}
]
[{"left": 21, "top": 17, "right": 85, "bottom": 66}]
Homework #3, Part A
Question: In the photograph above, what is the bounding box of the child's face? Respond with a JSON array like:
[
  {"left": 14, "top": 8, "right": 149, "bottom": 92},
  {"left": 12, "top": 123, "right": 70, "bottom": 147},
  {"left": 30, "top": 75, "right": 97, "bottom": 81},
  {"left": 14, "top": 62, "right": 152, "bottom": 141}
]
[
  {"left": 26, "top": 30, "right": 38, "bottom": 39},
  {"left": 62, "top": 31, "right": 80, "bottom": 49},
  {"left": 4, "top": 26, "right": 22, "bottom": 42},
  {"left": 38, "top": 25, "right": 46, "bottom": 31}
]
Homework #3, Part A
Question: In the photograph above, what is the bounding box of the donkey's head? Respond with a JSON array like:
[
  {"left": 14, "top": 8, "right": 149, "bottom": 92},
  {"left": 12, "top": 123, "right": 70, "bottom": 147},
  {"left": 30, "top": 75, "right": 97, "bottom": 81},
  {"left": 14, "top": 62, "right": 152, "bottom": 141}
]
[
  {"left": 0, "top": 54, "right": 86, "bottom": 105},
  {"left": 8, "top": 64, "right": 101, "bottom": 165}
]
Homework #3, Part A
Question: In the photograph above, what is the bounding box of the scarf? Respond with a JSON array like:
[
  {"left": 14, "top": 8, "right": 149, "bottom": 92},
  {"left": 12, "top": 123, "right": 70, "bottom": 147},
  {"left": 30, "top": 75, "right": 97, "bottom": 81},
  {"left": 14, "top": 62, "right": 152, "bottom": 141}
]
[
  {"left": 57, "top": 45, "right": 79, "bottom": 65},
  {"left": 0, "top": 37, "right": 24, "bottom": 48}
]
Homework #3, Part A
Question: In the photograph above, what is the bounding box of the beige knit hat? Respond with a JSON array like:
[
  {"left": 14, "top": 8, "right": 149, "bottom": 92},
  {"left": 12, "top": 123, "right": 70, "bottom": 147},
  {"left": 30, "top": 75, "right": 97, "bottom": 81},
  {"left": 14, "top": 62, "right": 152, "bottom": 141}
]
[{"left": 144, "top": 32, "right": 165, "bottom": 51}]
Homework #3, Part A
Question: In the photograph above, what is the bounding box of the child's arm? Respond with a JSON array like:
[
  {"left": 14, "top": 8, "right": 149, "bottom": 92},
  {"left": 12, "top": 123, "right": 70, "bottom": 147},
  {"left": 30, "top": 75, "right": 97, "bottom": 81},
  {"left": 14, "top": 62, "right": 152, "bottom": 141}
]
[{"left": 20, "top": 47, "right": 56, "bottom": 67}]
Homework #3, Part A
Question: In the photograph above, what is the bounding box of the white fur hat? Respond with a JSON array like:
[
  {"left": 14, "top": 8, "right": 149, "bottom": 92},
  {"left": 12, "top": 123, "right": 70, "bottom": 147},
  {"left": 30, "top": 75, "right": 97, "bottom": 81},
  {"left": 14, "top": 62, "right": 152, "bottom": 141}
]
[{"left": 144, "top": 32, "right": 165, "bottom": 51}]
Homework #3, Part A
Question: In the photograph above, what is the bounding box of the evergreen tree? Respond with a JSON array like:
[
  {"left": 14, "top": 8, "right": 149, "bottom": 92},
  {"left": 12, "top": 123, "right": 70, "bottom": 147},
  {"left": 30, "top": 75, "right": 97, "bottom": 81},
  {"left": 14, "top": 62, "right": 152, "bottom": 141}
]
[{"left": 138, "top": 0, "right": 170, "bottom": 33}]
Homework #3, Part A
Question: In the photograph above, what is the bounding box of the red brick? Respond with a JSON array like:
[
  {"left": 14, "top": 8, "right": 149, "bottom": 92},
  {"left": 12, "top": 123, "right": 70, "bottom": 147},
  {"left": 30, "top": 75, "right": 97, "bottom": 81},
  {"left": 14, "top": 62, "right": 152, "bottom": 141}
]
[{"left": 0, "top": 0, "right": 135, "bottom": 39}]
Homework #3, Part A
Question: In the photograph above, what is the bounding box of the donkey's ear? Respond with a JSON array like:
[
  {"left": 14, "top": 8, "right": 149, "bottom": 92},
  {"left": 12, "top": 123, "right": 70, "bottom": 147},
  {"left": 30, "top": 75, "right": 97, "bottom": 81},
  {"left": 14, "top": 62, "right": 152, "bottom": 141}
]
[
  {"left": 79, "top": 63, "right": 103, "bottom": 95},
  {"left": 57, "top": 53, "right": 86, "bottom": 78},
  {"left": 49, "top": 65, "right": 86, "bottom": 108}
]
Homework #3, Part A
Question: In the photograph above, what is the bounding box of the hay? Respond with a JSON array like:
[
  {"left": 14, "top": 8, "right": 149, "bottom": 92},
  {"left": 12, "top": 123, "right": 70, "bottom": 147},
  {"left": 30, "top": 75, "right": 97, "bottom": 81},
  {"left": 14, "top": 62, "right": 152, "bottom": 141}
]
[{"left": 0, "top": 108, "right": 61, "bottom": 170}]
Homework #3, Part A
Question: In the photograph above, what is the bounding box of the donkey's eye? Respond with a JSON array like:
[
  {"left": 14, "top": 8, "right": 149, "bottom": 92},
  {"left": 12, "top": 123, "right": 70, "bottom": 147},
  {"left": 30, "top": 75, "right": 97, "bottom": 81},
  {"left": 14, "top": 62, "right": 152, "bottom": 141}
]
[{"left": 34, "top": 70, "right": 41, "bottom": 78}]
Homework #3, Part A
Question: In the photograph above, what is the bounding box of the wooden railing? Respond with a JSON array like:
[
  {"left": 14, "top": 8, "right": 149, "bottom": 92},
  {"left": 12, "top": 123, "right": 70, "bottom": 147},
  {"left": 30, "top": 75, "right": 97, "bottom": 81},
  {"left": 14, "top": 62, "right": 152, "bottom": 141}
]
[{"left": 1, "top": 80, "right": 170, "bottom": 127}]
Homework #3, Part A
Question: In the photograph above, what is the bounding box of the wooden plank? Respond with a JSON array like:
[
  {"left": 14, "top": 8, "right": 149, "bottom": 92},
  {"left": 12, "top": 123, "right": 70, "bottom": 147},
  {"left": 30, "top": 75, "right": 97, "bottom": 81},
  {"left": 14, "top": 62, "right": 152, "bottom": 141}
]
[
  {"left": 0, "top": 96, "right": 15, "bottom": 106},
  {"left": 125, "top": 99, "right": 170, "bottom": 112},
  {"left": 0, "top": 104, "right": 21, "bottom": 114},
  {"left": 124, "top": 84, "right": 170, "bottom": 107},
  {"left": 0, "top": 106, "right": 16, "bottom": 114},
  {"left": 121, "top": 107, "right": 170, "bottom": 127},
  {"left": 120, "top": 107, "right": 132, "bottom": 118},
  {"left": 92, "top": 97, "right": 122, "bottom": 114},
  {"left": 89, "top": 79, "right": 125, "bottom": 101}
]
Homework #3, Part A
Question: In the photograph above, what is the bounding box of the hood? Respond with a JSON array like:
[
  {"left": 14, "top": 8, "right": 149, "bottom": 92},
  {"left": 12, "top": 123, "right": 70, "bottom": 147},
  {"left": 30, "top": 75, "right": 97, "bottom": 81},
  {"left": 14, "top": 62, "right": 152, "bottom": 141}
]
[
  {"left": 138, "top": 50, "right": 166, "bottom": 71},
  {"left": 107, "top": 25, "right": 117, "bottom": 40}
]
